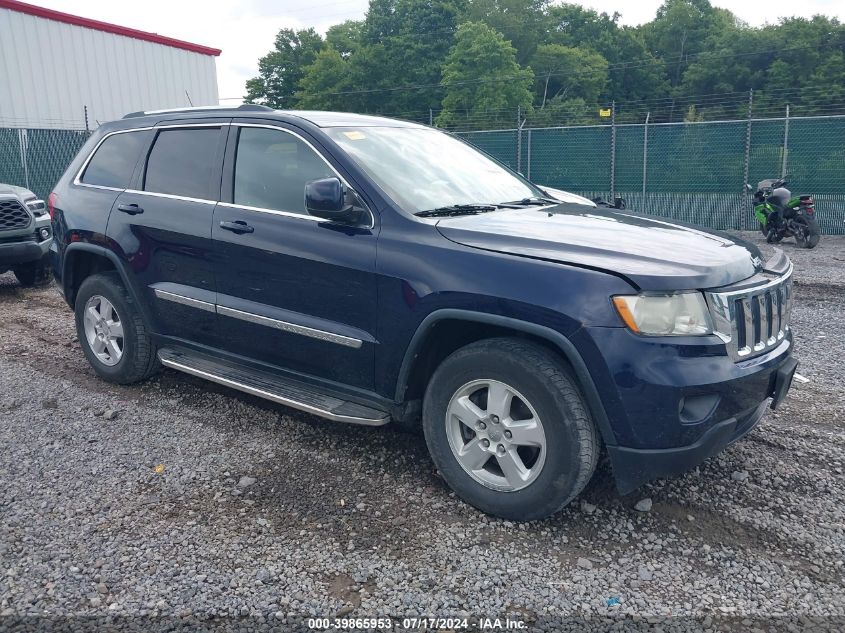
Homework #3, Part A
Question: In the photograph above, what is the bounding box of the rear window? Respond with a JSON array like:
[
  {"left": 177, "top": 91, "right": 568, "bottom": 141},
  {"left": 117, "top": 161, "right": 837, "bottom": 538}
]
[
  {"left": 143, "top": 128, "right": 221, "bottom": 200},
  {"left": 81, "top": 131, "right": 148, "bottom": 189}
]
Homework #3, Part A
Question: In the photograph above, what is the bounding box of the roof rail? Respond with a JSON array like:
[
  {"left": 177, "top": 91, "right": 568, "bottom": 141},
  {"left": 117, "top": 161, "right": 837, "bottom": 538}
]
[{"left": 123, "top": 104, "right": 272, "bottom": 119}]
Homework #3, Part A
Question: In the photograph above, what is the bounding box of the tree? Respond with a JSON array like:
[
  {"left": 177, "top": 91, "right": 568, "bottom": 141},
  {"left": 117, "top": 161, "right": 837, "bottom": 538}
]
[
  {"left": 296, "top": 49, "right": 354, "bottom": 110},
  {"left": 465, "top": 0, "right": 550, "bottom": 64},
  {"left": 643, "top": 0, "right": 736, "bottom": 88},
  {"left": 437, "top": 22, "right": 534, "bottom": 127},
  {"left": 326, "top": 20, "right": 365, "bottom": 58},
  {"left": 356, "top": 0, "right": 465, "bottom": 113},
  {"left": 544, "top": 5, "right": 669, "bottom": 105},
  {"left": 245, "top": 28, "right": 323, "bottom": 108},
  {"left": 530, "top": 44, "right": 608, "bottom": 108}
]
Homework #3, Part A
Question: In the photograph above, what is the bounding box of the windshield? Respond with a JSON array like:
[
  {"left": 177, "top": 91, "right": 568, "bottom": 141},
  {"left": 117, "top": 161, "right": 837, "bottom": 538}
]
[{"left": 325, "top": 126, "right": 543, "bottom": 214}]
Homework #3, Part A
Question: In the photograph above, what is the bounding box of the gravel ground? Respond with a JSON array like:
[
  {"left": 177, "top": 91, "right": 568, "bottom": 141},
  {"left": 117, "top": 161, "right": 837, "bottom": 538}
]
[{"left": 1, "top": 233, "right": 844, "bottom": 632}]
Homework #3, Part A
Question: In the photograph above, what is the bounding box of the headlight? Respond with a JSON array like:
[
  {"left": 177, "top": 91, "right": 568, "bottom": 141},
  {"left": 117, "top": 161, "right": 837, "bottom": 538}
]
[
  {"left": 613, "top": 292, "right": 713, "bottom": 336},
  {"left": 27, "top": 200, "right": 47, "bottom": 216}
]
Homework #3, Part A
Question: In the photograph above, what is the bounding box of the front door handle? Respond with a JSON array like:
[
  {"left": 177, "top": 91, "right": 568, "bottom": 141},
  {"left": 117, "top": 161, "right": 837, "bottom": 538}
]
[
  {"left": 219, "top": 220, "right": 254, "bottom": 234},
  {"left": 117, "top": 203, "right": 143, "bottom": 215}
]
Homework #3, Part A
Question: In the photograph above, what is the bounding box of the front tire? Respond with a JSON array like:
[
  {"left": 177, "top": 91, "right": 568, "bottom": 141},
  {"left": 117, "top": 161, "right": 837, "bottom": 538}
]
[
  {"left": 13, "top": 255, "right": 52, "bottom": 287},
  {"left": 422, "top": 338, "right": 599, "bottom": 521},
  {"left": 74, "top": 272, "right": 160, "bottom": 384}
]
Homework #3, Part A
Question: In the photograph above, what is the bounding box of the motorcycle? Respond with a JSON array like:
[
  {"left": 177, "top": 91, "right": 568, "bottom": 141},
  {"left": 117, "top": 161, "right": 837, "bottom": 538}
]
[{"left": 748, "top": 178, "right": 820, "bottom": 249}]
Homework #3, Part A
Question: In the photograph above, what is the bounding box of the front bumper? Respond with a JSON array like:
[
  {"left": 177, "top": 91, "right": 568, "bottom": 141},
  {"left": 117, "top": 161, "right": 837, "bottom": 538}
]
[
  {"left": 574, "top": 325, "right": 797, "bottom": 493},
  {"left": 0, "top": 237, "right": 51, "bottom": 266},
  {"left": 0, "top": 214, "right": 52, "bottom": 267}
]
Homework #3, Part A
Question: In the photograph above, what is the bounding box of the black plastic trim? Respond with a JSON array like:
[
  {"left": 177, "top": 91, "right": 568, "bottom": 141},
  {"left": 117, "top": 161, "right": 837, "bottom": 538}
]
[
  {"left": 607, "top": 400, "right": 768, "bottom": 494},
  {"left": 395, "top": 309, "right": 617, "bottom": 447},
  {"left": 61, "top": 243, "right": 155, "bottom": 328}
]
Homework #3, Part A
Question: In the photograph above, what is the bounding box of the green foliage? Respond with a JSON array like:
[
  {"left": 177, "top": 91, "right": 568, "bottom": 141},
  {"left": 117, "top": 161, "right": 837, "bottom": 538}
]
[
  {"left": 436, "top": 22, "right": 534, "bottom": 127},
  {"left": 325, "top": 20, "right": 364, "bottom": 58},
  {"left": 245, "top": 28, "right": 324, "bottom": 108},
  {"left": 243, "top": 0, "right": 845, "bottom": 129},
  {"left": 295, "top": 49, "right": 354, "bottom": 110},
  {"left": 531, "top": 44, "right": 608, "bottom": 107},
  {"left": 464, "top": 0, "right": 550, "bottom": 64}
]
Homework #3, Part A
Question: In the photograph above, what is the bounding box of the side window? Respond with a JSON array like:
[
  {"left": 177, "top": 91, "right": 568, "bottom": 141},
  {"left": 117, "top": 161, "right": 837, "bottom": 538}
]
[
  {"left": 233, "top": 127, "right": 334, "bottom": 214},
  {"left": 144, "top": 128, "right": 221, "bottom": 200},
  {"left": 81, "top": 131, "right": 147, "bottom": 189}
]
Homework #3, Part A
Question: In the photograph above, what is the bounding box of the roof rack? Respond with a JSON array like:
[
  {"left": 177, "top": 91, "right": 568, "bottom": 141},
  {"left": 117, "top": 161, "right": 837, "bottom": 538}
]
[{"left": 123, "top": 104, "right": 272, "bottom": 119}]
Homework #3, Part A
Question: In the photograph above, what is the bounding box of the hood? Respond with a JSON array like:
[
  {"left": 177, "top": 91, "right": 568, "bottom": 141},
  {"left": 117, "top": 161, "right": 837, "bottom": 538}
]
[
  {"left": 436, "top": 203, "right": 764, "bottom": 291},
  {"left": 0, "top": 183, "right": 36, "bottom": 201}
]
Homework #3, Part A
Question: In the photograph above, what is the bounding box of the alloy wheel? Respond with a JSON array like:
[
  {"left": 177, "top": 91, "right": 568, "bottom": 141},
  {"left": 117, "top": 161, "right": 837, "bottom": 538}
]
[
  {"left": 83, "top": 295, "right": 124, "bottom": 366},
  {"left": 445, "top": 379, "right": 547, "bottom": 492}
]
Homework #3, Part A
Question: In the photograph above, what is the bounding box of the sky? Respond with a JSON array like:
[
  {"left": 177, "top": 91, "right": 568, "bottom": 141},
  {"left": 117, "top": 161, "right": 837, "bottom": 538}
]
[{"left": 31, "top": 0, "right": 845, "bottom": 103}]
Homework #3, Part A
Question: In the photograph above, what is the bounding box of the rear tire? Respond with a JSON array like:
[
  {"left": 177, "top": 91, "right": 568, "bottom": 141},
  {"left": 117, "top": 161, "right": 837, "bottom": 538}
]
[
  {"left": 74, "top": 272, "right": 160, "bottom": 384},
  {"left": 13, "top": 255, "right": 52, "bottom": 287},
  {"left": 794, "top": 215, "right": 820, "bottom": 249},
  {"left": 422, "top": 338, "right": 599, "bottom": 521}
]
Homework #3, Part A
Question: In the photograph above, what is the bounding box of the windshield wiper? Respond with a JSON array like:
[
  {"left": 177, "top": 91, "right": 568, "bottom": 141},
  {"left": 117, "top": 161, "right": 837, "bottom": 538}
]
[
  {"left": 414, "top": 203, "right": 500, "bottom": 218},
  {"left": 500, "top": 196, "right": 560, "bottom": 206}
]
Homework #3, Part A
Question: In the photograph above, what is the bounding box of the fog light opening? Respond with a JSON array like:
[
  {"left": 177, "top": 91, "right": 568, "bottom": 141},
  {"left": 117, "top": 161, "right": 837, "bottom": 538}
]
[{"left": 679, "top": 394, "right": 721, "bottom": 425}]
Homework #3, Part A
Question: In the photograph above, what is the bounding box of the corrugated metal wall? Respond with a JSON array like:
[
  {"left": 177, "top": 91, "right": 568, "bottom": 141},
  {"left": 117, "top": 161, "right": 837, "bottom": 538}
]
[{"left": 0, "top": 7, "right": 219, "bottom": 130}]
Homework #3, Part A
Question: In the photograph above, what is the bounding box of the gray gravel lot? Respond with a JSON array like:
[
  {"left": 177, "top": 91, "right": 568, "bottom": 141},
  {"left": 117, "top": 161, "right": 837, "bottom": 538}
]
[{"left": 1, "top": 233, "right": 844, "bottom": 631}]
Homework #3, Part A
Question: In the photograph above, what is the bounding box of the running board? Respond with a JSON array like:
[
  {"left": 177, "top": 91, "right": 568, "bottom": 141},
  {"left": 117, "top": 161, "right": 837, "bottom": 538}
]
[{"left": 157, "top": 348, "right": 390, "bottom": 426}]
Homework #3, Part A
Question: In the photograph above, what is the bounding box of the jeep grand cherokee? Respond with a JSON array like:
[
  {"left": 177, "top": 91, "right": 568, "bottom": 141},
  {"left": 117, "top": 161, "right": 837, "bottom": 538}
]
[{"left": 49, "top": 105, "right": 798, "bottom": 520}]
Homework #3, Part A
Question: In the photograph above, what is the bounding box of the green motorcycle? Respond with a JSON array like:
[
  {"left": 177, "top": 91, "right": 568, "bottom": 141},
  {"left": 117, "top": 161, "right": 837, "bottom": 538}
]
[{"left": 748, "top": 178, "right": 820, "bottom": 249}]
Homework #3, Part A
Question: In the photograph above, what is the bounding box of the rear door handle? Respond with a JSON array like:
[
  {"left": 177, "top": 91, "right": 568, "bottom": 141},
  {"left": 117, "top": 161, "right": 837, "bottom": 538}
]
[
  {"left": 219, "top": 220, "right": 254, "bottom": 234},
  {"left": 117, "top": 203, "right": 143, "bottom": 215}
]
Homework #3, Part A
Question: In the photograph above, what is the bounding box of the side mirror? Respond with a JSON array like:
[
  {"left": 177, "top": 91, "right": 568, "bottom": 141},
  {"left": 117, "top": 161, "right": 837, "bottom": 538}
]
[{"left": 304, "top": 177, "right": 364, "bottom": 224}]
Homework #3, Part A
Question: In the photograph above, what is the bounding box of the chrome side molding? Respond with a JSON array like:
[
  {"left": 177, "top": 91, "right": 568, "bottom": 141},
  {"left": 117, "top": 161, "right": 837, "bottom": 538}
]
[
  {"left": 151, "top": 287, "right": 363, "bottom": 348},
  {"left": 216, "top": 305, "right": 362, "bottom": 349},
  {"left": 153, "top": 288, "right": 216, "bottom": 312}
]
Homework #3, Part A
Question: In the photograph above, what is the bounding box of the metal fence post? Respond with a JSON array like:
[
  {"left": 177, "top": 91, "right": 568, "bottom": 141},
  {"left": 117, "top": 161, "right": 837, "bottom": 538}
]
[
  {"left": 740, "top": 89, "right": 754, "bottom": 229},
  {"left": 781, "top": 104, "right": 790, "bottom": 178},
  {"left": 18, "top": 129, "right": 29, "bottom": 191},
  {"left": 429, "top": 108, "right": 433, "bottom": 127},
  {"left": 610, "top": 100, "right": 616, "bottom": 198},
  {"left": 516, "top": 105, "right": 524, "bottom": 174},
  {"left": 642, "top": 112, "right": 650, "bottom": 196},
  {"left": 526, "top": 129, "right": 532, "bottom": 181}
]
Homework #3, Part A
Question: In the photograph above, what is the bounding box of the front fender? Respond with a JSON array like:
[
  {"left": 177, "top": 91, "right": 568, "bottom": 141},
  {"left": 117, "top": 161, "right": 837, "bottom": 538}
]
[{"left": 394, "top": 309, "right": 618, "bottom": 448}]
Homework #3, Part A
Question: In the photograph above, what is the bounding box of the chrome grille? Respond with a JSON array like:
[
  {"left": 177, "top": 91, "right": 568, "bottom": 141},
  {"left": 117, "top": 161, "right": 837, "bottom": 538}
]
[
  {"left": 705, "top": 264, "right": 793, "bottom": 361},
  {"left": 0, "top": 199, "right": 32, "bottom": 232}
]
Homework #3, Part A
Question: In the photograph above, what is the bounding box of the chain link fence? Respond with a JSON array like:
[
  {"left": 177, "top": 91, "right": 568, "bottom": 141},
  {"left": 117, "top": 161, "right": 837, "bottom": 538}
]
[
  {"left": 2, "top": 113, "right": 844, "bottom": 234},
  {"left": 0, "top": 128, "right": 90, "bottom": 200},
  {"left": 458, "top": 114, "right": 845, "bottom": 234}
]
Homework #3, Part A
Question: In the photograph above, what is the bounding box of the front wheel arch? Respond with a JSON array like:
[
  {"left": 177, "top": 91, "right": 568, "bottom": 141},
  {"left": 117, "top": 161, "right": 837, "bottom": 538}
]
[{"left": 395, "top": 310, "right": 617, "bottom": 448}]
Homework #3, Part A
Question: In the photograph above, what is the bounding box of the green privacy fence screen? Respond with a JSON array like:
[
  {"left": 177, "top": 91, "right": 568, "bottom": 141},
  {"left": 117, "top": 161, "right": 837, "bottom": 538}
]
[
  {"left": 458, "top": 114, "right": 845, "bottom": 234},
  {"left": 1, "top": 116, "right": 843, "bottom": 234},
  {"left": 0, "top": 128, "right": 90, "bottom": 201}
]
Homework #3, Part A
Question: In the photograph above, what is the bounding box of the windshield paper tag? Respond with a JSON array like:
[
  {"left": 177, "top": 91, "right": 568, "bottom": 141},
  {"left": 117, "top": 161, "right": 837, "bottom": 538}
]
[{"left": 343, "top": 131, "right": 366, "bottom": 140}]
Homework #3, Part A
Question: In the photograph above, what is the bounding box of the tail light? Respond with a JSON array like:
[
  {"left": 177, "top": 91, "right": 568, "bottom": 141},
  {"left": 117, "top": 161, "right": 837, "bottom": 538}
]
[{"left": 47, "top": 192, "right": 57, "bottom": 220}]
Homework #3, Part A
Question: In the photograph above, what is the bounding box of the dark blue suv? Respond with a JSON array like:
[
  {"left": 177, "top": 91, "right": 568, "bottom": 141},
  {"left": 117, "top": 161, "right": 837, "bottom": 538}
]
[{"left": 49, "top": 105, "right": 798, "bottom": 520}]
